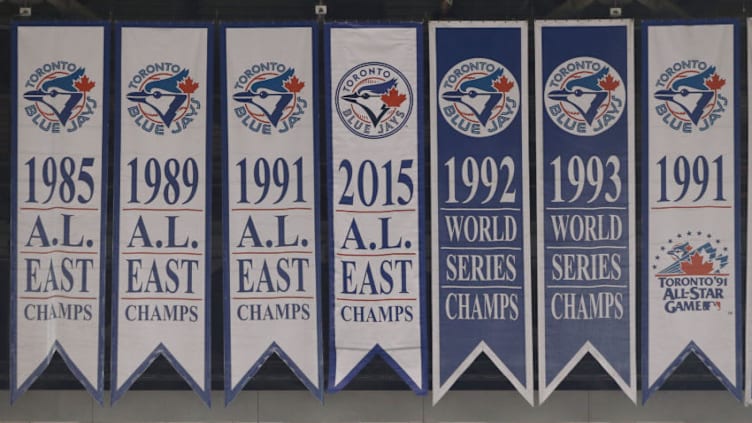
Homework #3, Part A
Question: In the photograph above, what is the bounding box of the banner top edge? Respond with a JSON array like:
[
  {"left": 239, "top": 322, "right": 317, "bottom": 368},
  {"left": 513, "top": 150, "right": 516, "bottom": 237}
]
[{"left": 534, "top": 18, "right": 633, "bottom": 28}]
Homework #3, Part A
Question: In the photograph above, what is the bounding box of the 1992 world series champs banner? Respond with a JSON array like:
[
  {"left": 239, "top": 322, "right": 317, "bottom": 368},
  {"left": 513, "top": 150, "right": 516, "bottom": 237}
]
[
  {"left": 535, "top": 20, "right": 636, "bottom": 403},
  {"left": 643, "top": 20, "right": 741, "bottom": 402},
  {"left": 222, "top": 23, "right": 323, "bottom": 403},
  {"left": 113, "top": 24, "right": 212, "bottom": 405},
  {"left": 11, "top": 23, "right": 108, "bottom": 403},
  {"left": 326, "top": 23, "right": 426, "bottom": 392},
  {"left": 429, "top": 21, "right": 532, "bottom": 405}
]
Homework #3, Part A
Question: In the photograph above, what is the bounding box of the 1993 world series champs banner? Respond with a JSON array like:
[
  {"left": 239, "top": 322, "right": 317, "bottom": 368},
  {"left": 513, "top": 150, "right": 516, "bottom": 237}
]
[
  {"left": 643, "top": 20, "right": 741, "bottom": 402},
  {"left": 113, "top": 24, "right": 212, "bottom": 405},
  {"left": 535, "top": 20, "right": 636, "bottom": 403},
  {"left": 326, "top": 23, "right": 426, "bottom": 393},
  {"left": 429, "top": 21, "right": 532, "bottom": 405},
  {"left": 11, "top": 23, "right": 108, "bottom": 404}
]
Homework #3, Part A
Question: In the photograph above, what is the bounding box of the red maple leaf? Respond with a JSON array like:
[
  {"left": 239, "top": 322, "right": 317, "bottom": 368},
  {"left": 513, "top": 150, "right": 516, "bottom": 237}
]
[
  {"left": 381, "top": 87, "right": 406, "bottom": 108},
  {"left": 680, "top": 252, "right": 714, "bottom": 275},
  {"left": 705, "top": 73, "right": 726, "bottom": 90},
  {"left": 493, "top": 76, "right": 514, "bottom": 93},
  {"left": 598, "top": 74, "right": 620, "bottom": 91},
  {"left": 179, "top": 76, "right": 199, "bottom": 94},
  {"left": 284, "top": 75, "right": 305, "bottom": 93},
  {"left": 74, "top": 75, "right": 95, "bottom": 92}
]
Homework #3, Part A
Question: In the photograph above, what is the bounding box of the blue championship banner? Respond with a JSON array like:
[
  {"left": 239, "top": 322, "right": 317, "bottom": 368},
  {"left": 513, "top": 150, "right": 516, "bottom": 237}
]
[
  {"left": 11, "top": 23, "right": 108, "bottom": 404},
  {"left": 535, "top": 20, "right": 636, "bottom": 403},
  {"left": 747, "top": 17, "right": 752, "bottom": 407},
  {"left": 222, "top": 24, "right": 322, "bottom": 403},
  {"left": 113, "top": 24, "right": 212, "bottom": 405},
  {"left": 326, "top": 23, "right": 426, "bottom": 393},
  {"left": 643, "top": 21, "right": 741, "bottom": 402},
  {"left": 429, "top": 21, "right": 532, "bottom": 405}
]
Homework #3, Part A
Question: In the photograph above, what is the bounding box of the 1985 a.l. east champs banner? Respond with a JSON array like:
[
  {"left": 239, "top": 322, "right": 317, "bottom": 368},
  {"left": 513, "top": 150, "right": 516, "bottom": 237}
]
[
  {"left": 429, "top": 21, "right": 532, "bottom": 405},
  {"left": 222, "top": 23, "right": 322, "bottom": 403},
  {"left": 326, "top": 23, "right": 426, "bottom": 392},
  {"left": 113, "top": 24, "right": 212, "bottom": 405},
  {"left": 11, "top": 23, "right": 108, "bottom": 403},
  {"left": 536, "top": 20, "right": 635, "bottom": 403},
  {"left": 643, "top": 21, "right": 741, "bottom": 402}
]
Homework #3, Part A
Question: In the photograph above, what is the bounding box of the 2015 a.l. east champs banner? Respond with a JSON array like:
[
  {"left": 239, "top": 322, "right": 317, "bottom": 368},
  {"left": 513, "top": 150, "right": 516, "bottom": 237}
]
[
  {"left": 429, "top": 21, "right": 532, "bottom": 405},
  {"left": 113, "top": 24, "right": 212, "bottom": 405},
  {"left": 326, "top": 23, "right": 426, "bottom": 393},
  {"left": 536, "top": 20, "right": 636, "bottom": 404},
  {"left": 643, "top": 20, "right": 741, "bottom": 402},
  {"left": 11, "top": 23, "right": 108, "bottom": 404},
  {"left": 222, "top": 23, "right": 322, "bottom": 403}
]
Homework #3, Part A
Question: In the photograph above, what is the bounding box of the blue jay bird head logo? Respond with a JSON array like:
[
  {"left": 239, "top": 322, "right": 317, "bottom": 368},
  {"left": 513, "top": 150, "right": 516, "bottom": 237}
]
[
  {"left": 654, "top": 61, "right": 726, "bottom": 132},
  {"left": 23, "top": 64, "right": 96, "bottom": 131},
  {"left": 232, "top": 64, "right": 307, "bottom": 133},
  {"left": 438, "top": 58, "right": 520, "bottom": 138},
  {"left": 126, "top": 67, "right": 199, "bottom": 131},
  {"left": 544, "top": 57, "right": 625, "bottom": 136},
  {"left": 335, "top": 62, "right": 413, "bottom": 140}
]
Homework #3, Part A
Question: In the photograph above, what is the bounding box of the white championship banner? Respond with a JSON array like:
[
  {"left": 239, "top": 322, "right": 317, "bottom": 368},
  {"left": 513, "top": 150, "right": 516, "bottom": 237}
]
[
  {"left": 643, "top": 21, "right": 741, "bottom": 402},
  {"left": 326, "top": 23, "right": 426, "bottom": 393},
  {"left": 11, "top": 23, "right": 108, "bottom": 404},
  {"left": 223, "top": 24, "right": 322, "bottom": 403},
  {"left": 113, "top": 24, "right": 212, "bottom": 405}
]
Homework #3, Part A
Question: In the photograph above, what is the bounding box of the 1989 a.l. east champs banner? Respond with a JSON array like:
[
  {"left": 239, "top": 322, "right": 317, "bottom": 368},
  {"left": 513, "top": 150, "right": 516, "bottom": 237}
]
[
  {"left": 222, "top": 24, "right": 322, "bottom": 403},
  {"left": 113, "top": 24, "right": 212, "bottom": 405},
  {"left": 536, "top": 20, "right": 635, "bottom": 404},
  {"left": 11, "top": 23, "right": 108, "bottom": 404},
  {"left": 429, "top": 21, "right": 532, "bottom": 405},
  {"left": 643, "top": 21, "right": 741, "bottom": 402},
  {"left": 326, "top": 23, "right": 426, "bottom": 392}
]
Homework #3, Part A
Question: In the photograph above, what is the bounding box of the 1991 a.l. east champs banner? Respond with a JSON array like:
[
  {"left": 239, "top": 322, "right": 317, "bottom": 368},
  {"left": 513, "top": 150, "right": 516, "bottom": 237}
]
[
  {"left": 536, "top": 20, "right": 635, "bottom": 403},
  {"left": 11, "top": 23, "right": 108, "bottom": 404},
  {"left": 222, "top": 24, "right": 322, "bottom": 403},
  {"left": 429, "top": 21, "right": 532, "bottom": 405},
  {"left": 326, "top": 23, "right": 426, "bottom": 392},
  {"left": 113, "top": 24, "right": 212, "bottom": 405},
  {"left": 643, "top": 21, "right": 741, "bottom": 402}
]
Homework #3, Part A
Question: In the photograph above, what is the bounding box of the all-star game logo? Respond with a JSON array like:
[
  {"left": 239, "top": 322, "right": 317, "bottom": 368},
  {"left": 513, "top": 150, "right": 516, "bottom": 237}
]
[
  {"left": 23, "top": 61, "right": 97, "bottom": 133},
  {"left": 232, "top": 63, "right": 307, "bottom": 135},
  {"left": 653, "top": 231, "right": 730, "bottom": 314},
  {"left": 335, "top": 61, "right": 413, "bottom": 140},
  {"left": 438, "top": 58, "right": 519, "bottom": 138},
  {"left": 126, "top": 63, "right": 201, "bottom": 135},
  {"left": 544, "top": 57, "right": 625, "bottom": 136},
  {"left": 654, "top": 60, "right": 727, "bottom": 133}
]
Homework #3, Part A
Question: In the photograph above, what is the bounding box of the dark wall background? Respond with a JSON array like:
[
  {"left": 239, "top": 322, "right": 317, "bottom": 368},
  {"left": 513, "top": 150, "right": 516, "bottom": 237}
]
[{"left": 0, "top": 0, "right": 748, "bottom": 394}]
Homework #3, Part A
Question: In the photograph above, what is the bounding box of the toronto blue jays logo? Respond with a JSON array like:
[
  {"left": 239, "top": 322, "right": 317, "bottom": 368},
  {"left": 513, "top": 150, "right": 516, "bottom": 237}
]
[
  {"left": 23, "top": 61, "right": 97, "bottom": 133},
  {"left": 126, "top": 63, "right": 201, "bottom": 135},
  {"left": 544, "top": 57, "right": 625, "bottom": 136},
  {"left": 653, "top": 231, "right": 729, "bottom": 314},
  {"left": 335, "top": 62, "right": 413, "bottom": 139},
  {"left": 654, "top": 60, "right": 727, "bottom": 133},
  {"left": 232, "top": 62, "right": 307, "bottom": 135},
  {"left": 438, "top": 58, "right": 519, "bottom": 138}
]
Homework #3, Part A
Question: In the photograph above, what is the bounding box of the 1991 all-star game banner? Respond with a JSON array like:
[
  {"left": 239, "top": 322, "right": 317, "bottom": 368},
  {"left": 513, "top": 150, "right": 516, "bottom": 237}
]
[
  {"left": 643, "top": 21, "right": 741, "bottom": 402},
  {"left": 11, "top": 23, "right": 108, "bottom": 404},
  {"left": 326, "top": 23, "right": 426, "bottom": 392},
  {"left": 113, "top": 24, "right": 212, "bottom": 405},
  {"left": 535, "top": 20, "right": 635, "bottom": 404},
  {"left": 222, "top": 24, "right": 322, "bottom": 403},
  {"left": 429, "top": 21, "right": 532, "bottom": 405}
]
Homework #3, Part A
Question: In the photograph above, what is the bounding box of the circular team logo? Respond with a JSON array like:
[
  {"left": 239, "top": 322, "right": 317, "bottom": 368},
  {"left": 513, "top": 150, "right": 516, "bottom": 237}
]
[
  {"left": 653, "top": 60, "right": 726, "bottom": 133},
  {"left": 544, "top": 57, "right": 625, "bottom": 136},
  {"left": 231, "top": 63, "right": 307, "bottom": 134},
  {"left": 23, "top": 61, "right": 97, "bottom": 133},
  {"left": 335, "top": 62, "right": 413, "bottom": 139},
  {"left": 438, "top": 58, "right": 519, "bottom": 138},
  {"left": 653, "top": 231, "right": 729, "bottom": 314},
  {"left": 126, "top": 63, "right": 201, "bottom": 135}
]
